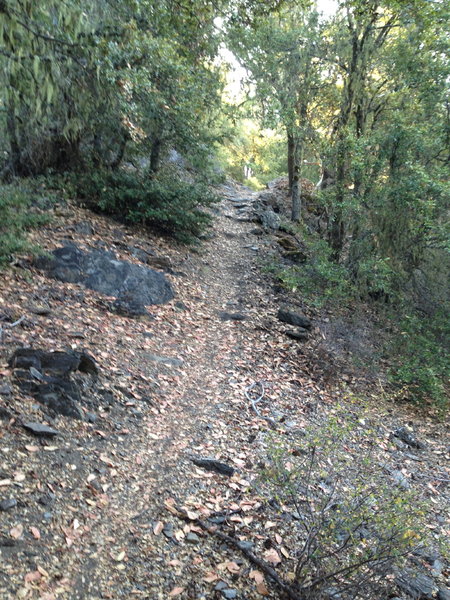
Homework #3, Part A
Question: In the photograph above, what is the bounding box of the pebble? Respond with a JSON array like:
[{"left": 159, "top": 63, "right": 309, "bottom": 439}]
[
  {"left": 23, "top": 422, "right": 59, "bottom": 437},
  {"left": 186, "top": 532, "right": 200, "bottom": 544},
  {"left": 0, "top": 498, "right": 17, "bottom": 511},
  {"left": 86, "top": 412, "right": 97, "bottom": 423},
  {"left": 221, "top": 590, "right": 237, "bottom": 599}
]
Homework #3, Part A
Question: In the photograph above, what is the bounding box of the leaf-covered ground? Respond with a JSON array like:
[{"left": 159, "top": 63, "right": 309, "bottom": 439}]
[{"left": 0, "top": 183, "right": 448, "bottom": 600}]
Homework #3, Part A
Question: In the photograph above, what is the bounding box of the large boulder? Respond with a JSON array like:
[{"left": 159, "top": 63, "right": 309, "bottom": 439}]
[{"left": 35, "top": 243, "right": 174, "bottom": 314}]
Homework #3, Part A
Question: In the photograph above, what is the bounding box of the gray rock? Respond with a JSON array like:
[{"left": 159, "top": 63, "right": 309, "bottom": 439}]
[
  {"left": 22, "top": 422, "right": 59, "bottom": 437},
  {"left": 392, "top": 469, "right": 410, "bottom": 489},
  {"left": 285, "top": 328, "right": 309, "bottom": 341},
  {"left": 221, "top": 590, "right": 237, "bottom": 599},
  {"left": 0, "top": 406, "right": 12, "bottom": 420},
  {"left": 0, "top": 498, "right": 17, "bottom": 511},
  {"left": 35, "top": 243, "right": 174, "bottom": 315},
  {"left": 396, "top": 569, "right": 437, "bottom": 599},
  {"left": 393, "top": 427, "right": 426, "bottom": 450},
  {"left": 162, "top": 522, "right": 174, "bottom": 540},
  {"left": 186, "top": 532, "right": 200, "bottom": 544},
  {"left": 73, "top": 221, "right": 94, "bottom": 235},
  {"left": 277, "top": 307, "right": 312, "bottom": 329},
  {"left": 0, "top": 384, "right": 12, "bottom": 396},
  {"left": 260, "top": 208, "right": 281, "bottom": 231},
  {"left": 438, "top": 587, "right": 450, "bottom": 600},
  {"left": 86, "top": 412, "right": 98, "bottom": 423},
  {"left": 191, "top": 457, "right": 234, "bottom": 477},
  {"left": 237, "top": 540, "right": 254, "bottom": 551},
  {"left": 219, "top": 312, "right": 246, "bottom": 322}
]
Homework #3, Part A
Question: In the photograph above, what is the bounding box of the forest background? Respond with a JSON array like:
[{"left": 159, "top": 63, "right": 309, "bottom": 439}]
[{"left": 0, "top": 0, "right": 448, "bottom": 411}]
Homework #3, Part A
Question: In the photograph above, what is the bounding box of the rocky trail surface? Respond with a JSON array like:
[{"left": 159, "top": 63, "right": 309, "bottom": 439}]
[{"left": 0, "top": 183, "right": 448, "bottom": 600}]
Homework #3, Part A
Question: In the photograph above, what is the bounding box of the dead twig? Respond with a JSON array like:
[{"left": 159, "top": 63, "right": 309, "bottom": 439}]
[
  {"left": 167, "top": 502, "right": 305, "bottom": 600},
  {"left": 245, "top": 381, "right": 278, "bottom": 429},
  {"left": 0, "top": 315, "right": 26, "bottom": 343}
]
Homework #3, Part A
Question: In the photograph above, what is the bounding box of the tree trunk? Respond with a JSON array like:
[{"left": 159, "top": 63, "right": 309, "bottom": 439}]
[
  {"left": 150, "top": 137, "right": 162, "bottom": 174},
  {"left": 291, "top": 165, "right": 301, "bottom": 221},
  {"left": 6, "top": 98, "right": 24, "bottom": 176},
  {"left": 287, "top": 132, "right": 295, "bottom": 189}
]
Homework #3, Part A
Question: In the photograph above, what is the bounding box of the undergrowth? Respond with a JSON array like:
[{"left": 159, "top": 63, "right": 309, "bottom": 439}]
[
  {"left": 0, "top": 182, "right": 51, "bottom": 266},
  {"left": 75, "top": 169, "right": 219, "bottom": 244},
  {"left": 258, "top": 410, "right": 428, "bottom": 599},
  {"left": 268, "top": 222, "right": 449, "bottom": 414}
]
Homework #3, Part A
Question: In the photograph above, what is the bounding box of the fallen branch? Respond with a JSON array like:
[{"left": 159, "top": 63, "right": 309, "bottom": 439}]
[
  {"left": 167, "top": 502, "right": 305, "bottom": 600},
  {"left": 245, "top": 381, "right": 278, "bottom": 429},
  {"left": 0, "top": 315, "right": 26, "bottom": 343}
]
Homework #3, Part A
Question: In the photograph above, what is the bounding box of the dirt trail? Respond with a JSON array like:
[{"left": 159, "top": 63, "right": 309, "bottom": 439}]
[{"left": 67, "top": 184, "right": 288, "bottom": 599}]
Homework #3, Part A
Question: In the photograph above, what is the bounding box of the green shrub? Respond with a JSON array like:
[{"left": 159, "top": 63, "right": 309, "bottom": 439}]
[
  {"left": 268, "top": 227, "right": 355, "bottom": 308},
  {"left": 388, "top": 310, "right": 449, "bottom": 413},
  {"left": 75, "top": 169, "right": 219, "bottom": 243},
  {"left": 258, "top": 414, "right": 427, "bottom": 599},
  {"left": 0, "top": 183, "right": 50, "bottom": 265}
]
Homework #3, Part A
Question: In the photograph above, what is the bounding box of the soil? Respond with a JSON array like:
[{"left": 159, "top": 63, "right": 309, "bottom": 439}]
[{"left": 0, "top": 182, "right": 448, "bottom": 600}]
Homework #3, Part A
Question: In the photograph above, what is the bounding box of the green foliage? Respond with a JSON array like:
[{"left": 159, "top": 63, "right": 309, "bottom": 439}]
[
  {"left": 259, "top": 414, "right": 426, "bottom": 599},
  {"left": 267, "top": 225, "right": 355, "bottom": 307},
  {"left": 0, "top": 183, "right": 50, "bottom": 265},
  {"left": 388, "top": 310, "right": 449, "bottom": 413},
  {"left": 75, "top": 169, "right": 218, "bottom": 243}
]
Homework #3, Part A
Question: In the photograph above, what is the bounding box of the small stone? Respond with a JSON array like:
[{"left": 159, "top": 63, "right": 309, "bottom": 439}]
[
  {"left": 43, "top": 512, "right": 52, "bottom": 520},
  {"left": 277, "top": 307, "right": 312, "bottom": 329},
  {"left": 237, "top": 540, "right": 254, "bottom": 551},
  {"left": 285, "top": 328, "right": 309, "bottom": 341},
  {"left": 0, "top": 384, "right": 12, "bottom": 396},
  {"left": 191, "top": 457, "right": 234, "bottom": 477},
  {"left": 221, "top": 590, "right": 237, "bottom": 599},
  {"left": 86, "top": 412, "right": 98, "bottom": 423},
  {"left": 162, "top": 523, "right": 174, "bottom": 540},
  {"left": 0, "top": 498, "right": 17, "bottom": 511},
  {"left": 392, "top": 470, "right": 410, "bottom": 489},
  {"left": 0, "top": 406, "right": 12, "bottom": 420},
  {"left": 22, "top": 422, "right": 59, "bottom": 437},
  {"left": 219, "top": 312, "right": 246, "bottom": 322},
  {"left": 28, "top": 305, "right": 51, "bottom": 316},
  {"left": 186, "top": 532, "right": 200, "bottom": 544},
  {"left": 393, "top": 427, "right": 426, "bottom": 450},
  {"left": 215, "top": 582, "right": 227, "bottom": 591}
]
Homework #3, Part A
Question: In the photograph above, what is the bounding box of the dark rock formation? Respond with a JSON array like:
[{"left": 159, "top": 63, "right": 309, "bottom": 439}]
[{"left": 35, "top": 243, "right": 174, "bottom": 315}]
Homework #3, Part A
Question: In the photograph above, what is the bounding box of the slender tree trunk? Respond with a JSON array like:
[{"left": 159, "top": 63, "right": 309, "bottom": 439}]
[
  {"left": 287, "top": 132, "right": 295, "bottom": 189},
  {"left": 6, "top": 98, "right": 23, "bottom": 176},
  {"left": 291, "top": 139, "right": 303, "bottom": 222},
  {"left": 150, "top": 137, "right": 162, "bottom": 174}
]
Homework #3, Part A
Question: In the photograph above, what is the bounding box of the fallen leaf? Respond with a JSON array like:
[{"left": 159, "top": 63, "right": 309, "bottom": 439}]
[
  {"left": 153, "top": 521, "right": 164, "bottom": 535},
  {"left": 115, "top": 551, "right": 126, "bottom": 562},
  {"left": 37, "top": 565, "right": 49, "bottom": 577},
  {"left": 256, "top": 582, "right": 270, "bottom": 596},
  {"left": 263, "top": 548, "right": 281, "bottom": 565},
  {"left": 203, "top": 572, "right": 219, "bottom": 583},
  {"left": 30, "top": 527, "right": 41, "bottom": 539},
  {"left": 264, "top": 521, "right": 277, "bottom": 529},
  {"left": 249, "top": 570, "right": 265, "bottom": 584},
  {"left": 25, "top": 445, "right": 39, "bottom": 453},
  {"left": 280, "top": 546, "right": 290, "bottom": 559},
  {"left": 0, "top": 479, "right": 11, "bottom": 486},
  {"left": 10, "top": 524, "right": 24, "bottom": 539},
  {"left": 226, "top": 561, "right": 241, "bottom": 574},
  {"left": 168, "top": 587, "right": 185, "bottom": 597},
  {"left": 14, "top": 472, "right": 26, "bottom": 482},
  {"left": 24, "top": 571, "right": 42, "bottom": 583}
]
